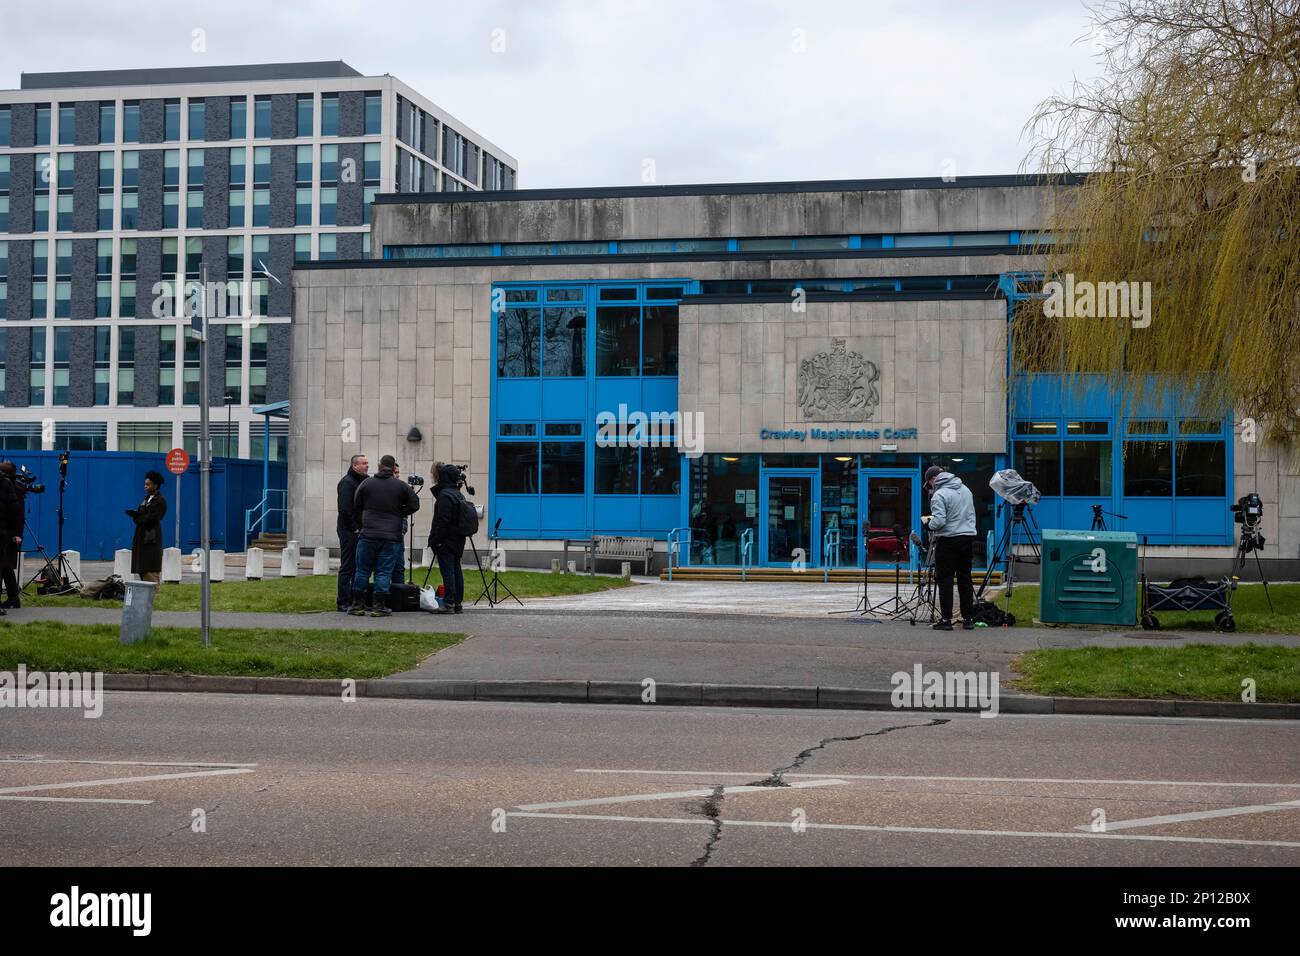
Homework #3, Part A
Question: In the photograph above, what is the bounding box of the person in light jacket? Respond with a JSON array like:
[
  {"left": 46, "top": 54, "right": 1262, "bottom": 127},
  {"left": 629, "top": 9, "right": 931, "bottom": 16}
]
[
  {"left": 128, "top": 470, "right": 168, "bottom": 584},
  {"left": 922, "top": 465, "right": 977, "bottom": 630}
]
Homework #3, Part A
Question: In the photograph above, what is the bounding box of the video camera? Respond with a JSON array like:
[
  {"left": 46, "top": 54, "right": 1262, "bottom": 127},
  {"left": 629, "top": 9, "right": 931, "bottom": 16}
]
[
  {"left": 14, "top": 466, "right": 45, "bottom": 495},
  {"left": 989, "top": 468, "right": 1041, "bottom": 507},
  {"left": 406, "top": 474, "right": 425, "bottom": 488},
  {"left": 449, "top": 463, "right": 476, "bottom": 498},
  {"left": 1232, "top": 492, "right": 1265, "bottom": 555}
]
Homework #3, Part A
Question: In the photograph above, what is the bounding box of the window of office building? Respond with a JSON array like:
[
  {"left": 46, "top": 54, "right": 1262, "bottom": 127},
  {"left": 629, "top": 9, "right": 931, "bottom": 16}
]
[
  {"left": 117, "top": 327, "right": 135, "bottom": 404},
  {"left": 93, "top": 326, "right": 111, "bottom": 405},
  {"left": 188, "top": 98, "right": 205, "bottom": 140},
  {"left": 227, "top": 235, "right": 244, "bottom": 280},
  {"left": 229, "top": 188, "right": 245, "bottom": 227},
  {"left": 295, "top": 188, "right": 312, "bottom": 226},
  {"left": 164, "top": 99, "right": 181, "bottom": 141},
  {"left": 34, "top": 194, "right": 50, "bottom": 232},
  {"left": 296, "top": 94, "right": 313, "bottom": 137},
  {"left": 55, "top": 422, "right": 107, "bottom": 451},
  {"left": 52, "top": 328, "right": 70, "bottom": 404},
  {"left": 58, "top": 105, "right": 75, "bottom": 144},
  {"left": 29, "top": 329, "right": 47, "bottom": 404},
  {"left": 249, "top": 421, "right": 288, "bottom": 462},
  {"left": 0, "top": 107, "right": 10, "bottom": 147},
  {"left": 364, "top": 91, "right": 382, "bottom": 135},
  {"left": 119, "top": 422, "right": 173, "bottom": 453},
  {"left": 159, "top": 325, "right": 176, "bottom": 404},
  {"left": 295, "top": 144, "right": 312, "bottom": 184},
  {"left": 252, "top": 187, "right": 269, "bottom": 227},
  {"left": 119, "top": 238, "right": 137, "bottom": 317},
  {"left": 320, "top": 144, "right": 338, "bottom": 182},
  {"left": 160, "top": 236, "right": 177, "bottom": 281},
  {"left": 253, "top": 145, "right": 270, "bottom": 184},
  {"left": 319, "top": 187, "right": 337, "bottom": 225},
  {"left": 321, "top": 93, "right": 339, "bottom": 136},
  {"left": 0, "top": 328, "right": 5, "bottom": 390},
  {"left": 182, "top": 330, "right": 201, "bottom": 405},
  {"left": 254, "top": 96, "right": 272, "bottom": 138},
  {"left": 122, "top": 101, "right": 139, "bottom": 142},
  {"left": 249, "top": 324, "right": 267, "bottom": 404},
  {"left": 229, "top": 145, "right": 246, "bottom": 185},
  {"left": 230, "top": 97, "right": 247, "bottom": 138},
  {"left": 35, "top": 104, "right": 51, "bottom": 145},
  {"left": 186, "top": 188, "right": 203, "bottom": 229},
  {"left": 98, "top": 102, "right": 114, "bottom": 144},
  {"left": 164, "top": 148, "right": 180, "bottom": 186},
  {"left": 363, "top": 142, "right": 381, "bottom": 183},
  {"left": 294, "top": 234, "right": 311, "bottom": 262},
  {"left": 122, "top": 149, "right": 138, "bottom": 186},
  {"left": 318, "top": 233, "right": 336, "bottom": 260},
  {"left": 224, "top": 325, "right": 242, "bottom": 405},
  {"left": 363, "top": 185, "right": 378, "bottom": 225}
]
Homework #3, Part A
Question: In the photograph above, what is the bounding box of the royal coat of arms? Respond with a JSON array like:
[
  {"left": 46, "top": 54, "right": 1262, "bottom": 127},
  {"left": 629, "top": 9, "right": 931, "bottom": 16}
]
[{"left": 796, "top": 339, "right": 879, "bottom": 421}]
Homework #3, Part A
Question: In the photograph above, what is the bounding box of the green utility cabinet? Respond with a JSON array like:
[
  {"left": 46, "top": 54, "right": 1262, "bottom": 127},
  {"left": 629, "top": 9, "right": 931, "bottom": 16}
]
[{"left": 1039, "top": 529, "right": 1139, "bottom": 626}]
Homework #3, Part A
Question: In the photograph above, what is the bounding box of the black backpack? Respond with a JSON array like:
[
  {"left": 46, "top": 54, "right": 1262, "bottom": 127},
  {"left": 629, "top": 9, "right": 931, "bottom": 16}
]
[
  {"left": 448, "top": 488, "right": 479, "bottom": 537},
  {"left": 970, "top": 599, "right": 1016, "bottom": 627}
]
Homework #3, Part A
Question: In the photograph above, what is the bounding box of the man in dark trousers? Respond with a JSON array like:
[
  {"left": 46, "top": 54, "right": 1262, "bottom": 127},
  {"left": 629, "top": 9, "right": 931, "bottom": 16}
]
[
  {"left": 335, "top": 453, "right": 368, "bottom": 611},
  {"left": 429, "top": 463, "right": 468, "bottom": 615},
  {"left": 127, "top": 470, "right": 168, "bottom": 585},
  {"left": 0, "top": 462, "right": 22, "bottom": 612},
  {"left": 349, "top": 454, "right": 419, "bottom": 618},
  {"left": 923, "top": 465, "right": 978, "bottom": 631}
]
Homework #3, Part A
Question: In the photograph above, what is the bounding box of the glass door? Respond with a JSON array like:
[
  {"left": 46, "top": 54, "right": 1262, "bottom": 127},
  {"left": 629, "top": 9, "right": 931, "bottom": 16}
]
[
  {"left": 760, "top": 470, "right": 819, "bottom": 567},
  {"left": 861, "top": 471, "right": 915, "bottom": 565}
]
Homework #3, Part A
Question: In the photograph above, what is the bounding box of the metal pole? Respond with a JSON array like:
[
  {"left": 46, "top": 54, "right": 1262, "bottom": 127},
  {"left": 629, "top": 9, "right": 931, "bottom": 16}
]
[
  {"left": 175, "top": 472, "right": 182, "bottom": 550},
  {"left": 198, "top": 267, "right": 211, "bottom": 647}
]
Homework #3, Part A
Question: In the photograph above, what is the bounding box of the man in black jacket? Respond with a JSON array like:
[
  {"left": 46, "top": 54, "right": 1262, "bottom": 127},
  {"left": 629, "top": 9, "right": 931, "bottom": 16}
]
[
  {"left": 429, "top": 463, "right": 467, "bottom": 615},
  {"left": 0, "top": 462, "right": 22, "bottom": 611},
  {"left": 335, "top": 453, "right": 368, "bottom": 611},
  {"left": 348, "top": 454, "right": 419, "bottom": 617}
]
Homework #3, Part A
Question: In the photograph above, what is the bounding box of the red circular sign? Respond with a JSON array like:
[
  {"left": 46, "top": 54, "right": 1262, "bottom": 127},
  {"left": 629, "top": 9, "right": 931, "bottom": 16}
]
[{"left": 165, "top": 448, "right": 191, "bottom": 475}]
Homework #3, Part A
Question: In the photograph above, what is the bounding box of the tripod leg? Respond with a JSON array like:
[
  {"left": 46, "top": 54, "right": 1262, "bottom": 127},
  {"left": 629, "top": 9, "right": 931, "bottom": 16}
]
[{"left": 1253, "top": 548, "right": 1274, "bottom": 611}]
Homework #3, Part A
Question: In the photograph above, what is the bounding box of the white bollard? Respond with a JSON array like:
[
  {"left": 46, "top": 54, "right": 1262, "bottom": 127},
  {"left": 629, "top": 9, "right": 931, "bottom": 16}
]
[
  {"left": 567, "top": 560, "right": 577, "bottom": 574},
  {"left": 245, "top": 547, "right": 264, "bottom": 581},
  {"left": 280, "top": 543, "right": 300, "bottom": 577},
  {"left": 312, "top": 547, "right": 330, "bottom": 575},
  {"left": 161, "top": 547, "right": 183, "bottom": 583},
  {"left": 551, "top": 558, "right": 562, "bottom": 574},
  {"left": 621, "top": 561, "right": 632, "bottom": 579},
  {"left": 63, "top": 550, "right": 81, "bottom": 584},
  {"left": 113, "top": 548, "right": 132, "bottom": 578},
  {"left": 210, "top": 549, "right": 226, "bottom": 582}
]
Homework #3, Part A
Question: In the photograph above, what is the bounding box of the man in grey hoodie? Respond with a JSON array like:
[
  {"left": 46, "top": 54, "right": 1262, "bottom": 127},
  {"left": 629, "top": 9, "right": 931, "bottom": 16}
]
[{"left": 923, "top": 465, "right": 977, "bottom": 631}]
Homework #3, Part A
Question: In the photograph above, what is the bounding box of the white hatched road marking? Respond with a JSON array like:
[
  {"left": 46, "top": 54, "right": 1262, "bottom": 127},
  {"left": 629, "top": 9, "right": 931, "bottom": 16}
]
[
  {"left": 1077, "top": 798, "right": 1300, "bottom": 832},
  {"left": 516, "top": 778, "right": 846, "bottom": 812},
  {"left": 574, "top": 769, "right": 1300, "bottom": 789},
  {"left": 0, "top": 758, "right": 256, "bottom": 804}
]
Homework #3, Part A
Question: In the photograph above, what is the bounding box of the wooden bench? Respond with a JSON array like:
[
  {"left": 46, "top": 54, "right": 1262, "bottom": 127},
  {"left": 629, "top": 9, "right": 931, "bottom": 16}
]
[{"left": 562, "top": 536, "right": 656, "bottom": 576}]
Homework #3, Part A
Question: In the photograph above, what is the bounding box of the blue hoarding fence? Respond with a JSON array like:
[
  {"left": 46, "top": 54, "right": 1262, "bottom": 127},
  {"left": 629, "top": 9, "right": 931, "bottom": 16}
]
[{"left": 2, "top": 450, "right": 287, "bottom": 561}]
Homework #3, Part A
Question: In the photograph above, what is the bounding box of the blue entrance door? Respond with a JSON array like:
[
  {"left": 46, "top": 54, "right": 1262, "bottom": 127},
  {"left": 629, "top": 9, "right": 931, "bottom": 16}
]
[
  {"left": 760, "top": 469, "right": 819, "bottom": 567},
  {"left": 859, "top": 470, "right": 917, "bottom": 566}
]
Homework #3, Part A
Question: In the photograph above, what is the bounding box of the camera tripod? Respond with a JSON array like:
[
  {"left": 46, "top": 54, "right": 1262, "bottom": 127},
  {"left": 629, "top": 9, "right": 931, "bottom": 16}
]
[
  {"left": 1236, "top": 517, "right": 1274, "bottom": 611},
  {"left": 895, "top": 530, "right": 940, "bottom": 625},
  {"left": 979, "top": 501, "right": 1040, "bottom": 601},
  {"left": 1090, "top": 504, "right": 1127, "bottom": 531},
  {"left": 20, "top": 453, "right": 81, "bottom": 596},
  {"left": 472, "top": 518, "right": 521, "bottom": 608}
]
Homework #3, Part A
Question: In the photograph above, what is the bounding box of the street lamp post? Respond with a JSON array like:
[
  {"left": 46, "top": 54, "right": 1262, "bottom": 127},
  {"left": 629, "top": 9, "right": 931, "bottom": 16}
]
[{"left": 195, "top": 267, "right": 212, "bottom": 648}]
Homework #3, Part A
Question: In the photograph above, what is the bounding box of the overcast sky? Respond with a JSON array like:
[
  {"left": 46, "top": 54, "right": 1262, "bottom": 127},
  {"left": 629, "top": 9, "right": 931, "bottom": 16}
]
[{"left": 1, "top": 0, "right": 1103, "bottom": 188}]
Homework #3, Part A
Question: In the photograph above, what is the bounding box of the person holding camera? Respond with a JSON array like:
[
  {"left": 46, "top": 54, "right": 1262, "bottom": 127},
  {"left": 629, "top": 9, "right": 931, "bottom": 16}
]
[
  {"left": 922, "top": 465, "right": 977, "bottom": 631},
  {"left": 429, "top": 462, "right": 469, "bottom": 615},
  {"left": 127, "top": 471, "right": 168, "bottom": 585},
  {"left": 348, "top": 454, "right": 419, "bottom": 618},
  {"left": 0, "top": 462, "right": 23, "bottom": 610}
]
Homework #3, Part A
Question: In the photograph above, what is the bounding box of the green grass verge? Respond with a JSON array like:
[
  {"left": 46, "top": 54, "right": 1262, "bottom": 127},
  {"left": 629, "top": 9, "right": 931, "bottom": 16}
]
[
  {"left": 0, "top": 620, "right": 464, "bottom": 678},
  {"left": 22, "top": 567, "right": 630, "bottom": 613},
  {"left": 1011, "top": 644, "right": 1300, "bottom": 701},
  {"left": 992, "top": 582, "right": 1299, "bottom": 634}
]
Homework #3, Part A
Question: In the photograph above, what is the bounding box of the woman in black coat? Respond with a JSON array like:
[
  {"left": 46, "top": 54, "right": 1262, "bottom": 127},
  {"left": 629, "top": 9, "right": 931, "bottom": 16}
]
[{"left": 128, "top": 470, "right": 168, "bottom": 583}]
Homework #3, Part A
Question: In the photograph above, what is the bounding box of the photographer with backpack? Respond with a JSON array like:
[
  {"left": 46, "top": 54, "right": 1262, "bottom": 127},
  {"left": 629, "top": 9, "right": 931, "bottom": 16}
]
[{"left": 428, "top": 462, "right": 477, "bottom": 615}]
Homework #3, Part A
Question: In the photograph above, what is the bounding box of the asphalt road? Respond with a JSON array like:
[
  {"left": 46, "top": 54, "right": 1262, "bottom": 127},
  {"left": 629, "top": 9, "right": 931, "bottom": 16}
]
[{"left": 2, "top": 692, "right": 1298, "bottom": 866}]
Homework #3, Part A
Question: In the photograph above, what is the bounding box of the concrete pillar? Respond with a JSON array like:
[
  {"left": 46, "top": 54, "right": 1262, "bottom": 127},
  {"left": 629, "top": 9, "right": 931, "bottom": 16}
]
[
  {"left": 113, "top": 548, "right": 132, "bottom": 578},
  {"left": 62, "top": 550, "right": 81, "bottom": 584},
  {"left": 210, "top": 549, "right": 226, "bottom": 583},
  {"left": 161, "top": 547, "right": 183, "bottom": 583},
  {"left": 566, "top": 560, "right": 577, "bottom": 574},
  {"left": 280, "top": 542, "right": 299, "bottom": 577},
  {"left": 312, "top": 547, "right": 330, "bottom": 575},
  {"left": 245, "top": 547, "right": 264, "bottom": 580},
  {"left": 551, "top": 558, "right": 561, "bottom": 573},
  {"left": 621, "top": 561, "right": 632, "bottom": 579}
]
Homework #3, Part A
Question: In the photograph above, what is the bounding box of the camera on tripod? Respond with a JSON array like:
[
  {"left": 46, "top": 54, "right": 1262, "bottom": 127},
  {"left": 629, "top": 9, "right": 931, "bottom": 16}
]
[
  {"left": 448, "top": 464, "right": 475, "bottom": 497},
  {"left": 1231, "top": 492, "right": 1265, "bottom": 552},
  {"left": 406, "top": 474, "right": 424, "bottom": 488},
  {"left": 14, "top": 467, "right": 45, "bottom": 495}
]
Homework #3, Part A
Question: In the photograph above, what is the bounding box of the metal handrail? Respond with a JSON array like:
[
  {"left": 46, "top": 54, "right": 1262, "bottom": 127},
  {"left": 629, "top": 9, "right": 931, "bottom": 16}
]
[
  {"left": 666, "top": 527, "right": 692, "bottom": 581},
  {"left": 739, "top": 528, "right": 754, "bottom": 581},
  {"left": 245, "top": 489, "right": 287, "bottom": 548},
  {"left": 822, "top": 527, "right": 841, "bottom": 582}
]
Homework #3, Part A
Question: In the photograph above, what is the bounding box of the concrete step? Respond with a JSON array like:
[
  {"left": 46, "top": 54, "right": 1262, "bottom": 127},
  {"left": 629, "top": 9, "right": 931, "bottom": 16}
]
[{"left": 659, "top": 567, "right": 1004, "bottom": 584}]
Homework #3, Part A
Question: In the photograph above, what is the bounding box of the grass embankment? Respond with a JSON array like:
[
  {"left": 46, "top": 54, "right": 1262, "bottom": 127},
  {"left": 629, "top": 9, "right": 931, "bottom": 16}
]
[
  {"left": 22, "top": 567, "right": 630, "bottom": 613},
  {"left": 0, "top": 621, "right": 463, "bottom": 678},
  {"left": 994, "top": 582, "right": 1299, "bottom": 633}
]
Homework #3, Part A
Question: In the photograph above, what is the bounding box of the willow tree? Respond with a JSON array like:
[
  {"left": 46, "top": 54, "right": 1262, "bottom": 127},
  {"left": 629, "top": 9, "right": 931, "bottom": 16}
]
[{"left": 1020, "top": 0, "right": 1300, "bottom": 445}]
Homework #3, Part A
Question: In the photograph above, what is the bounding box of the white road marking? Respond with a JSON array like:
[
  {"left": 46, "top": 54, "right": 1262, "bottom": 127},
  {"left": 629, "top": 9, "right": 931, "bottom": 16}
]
[
  {"left": 574, "top": 769, "right": 1300, "bottom": 789},
  {"left": 1076, "top": 798, "right": 1300, "bottom": 832},
  {"left": 507, "top": 811, "right": 1300, "bottom": 850},
  {"left": 0, "top": 758, "right": 257, "bottom": 768},
  {"left": 0, "top": 767, "right": 254, "bottom": 796},
  {"left": 0, "top": 795, "right": 153, "bottom": 805},
  {"left": 516, "top": 778, "right": 847, "bottom": 812}
]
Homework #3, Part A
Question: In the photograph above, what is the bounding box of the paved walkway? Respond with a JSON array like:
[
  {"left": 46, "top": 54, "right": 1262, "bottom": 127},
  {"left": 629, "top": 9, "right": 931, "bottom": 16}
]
[{"left": 19, "top": 579, "right": 1300, "bottom": 691}]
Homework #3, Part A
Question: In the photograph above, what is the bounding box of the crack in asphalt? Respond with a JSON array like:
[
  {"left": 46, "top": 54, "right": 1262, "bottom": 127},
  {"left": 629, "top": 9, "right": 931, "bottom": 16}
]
[{"left": 685, "top": 716, "right": 950, "bottom": 867}]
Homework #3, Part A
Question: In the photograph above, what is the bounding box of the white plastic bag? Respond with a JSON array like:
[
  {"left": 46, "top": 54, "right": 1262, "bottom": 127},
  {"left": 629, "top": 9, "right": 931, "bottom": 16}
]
[{"left": 419, "top": 587, "right": 443, "bottom": 613}]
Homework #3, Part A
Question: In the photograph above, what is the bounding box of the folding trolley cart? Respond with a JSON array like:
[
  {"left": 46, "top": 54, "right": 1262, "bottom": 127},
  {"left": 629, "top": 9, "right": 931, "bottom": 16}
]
[{"left": 1138, "top": 535, "right": 1238, "bottom": 632}]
